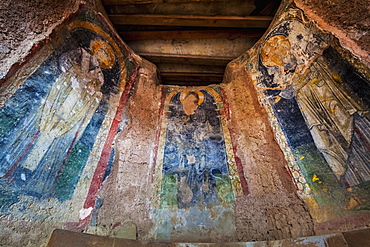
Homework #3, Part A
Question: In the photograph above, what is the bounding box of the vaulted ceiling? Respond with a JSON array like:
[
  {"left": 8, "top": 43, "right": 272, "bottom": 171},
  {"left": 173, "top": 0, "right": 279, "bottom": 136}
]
[{"left": 102, "top": 0, "right": 281, "bottom": 85}]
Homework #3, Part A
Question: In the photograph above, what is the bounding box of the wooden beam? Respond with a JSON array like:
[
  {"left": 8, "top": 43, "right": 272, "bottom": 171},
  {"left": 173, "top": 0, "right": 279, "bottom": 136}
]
[
  {"left": 108, "top": 14, "right": 273, "bottom": 28},
  {"left": 119, "top": 29, "right": 263, "bottom": 41},
  {"left": 138, "top": 52, "right": 233, "bottom": 66},
  {"left": 160, "top": 72, "right": 224, "bottom": 85},
  {"left": 160, "top": 80, "right": 222, "bottom": 86},
  {"left": 102, "top": 0, "right": 162, "bottom": 5},
  {"left": 105, "top": 2, "right": 255, "bottom": 17},
  {"left": 102, "top": 0, "right": 251, "bottom": 5},
  {"left": 161, "top": 72, "right": 224, "bottom": 78},
  {"left": 157, "top": 63, "right": 225, "bottom": 74}
]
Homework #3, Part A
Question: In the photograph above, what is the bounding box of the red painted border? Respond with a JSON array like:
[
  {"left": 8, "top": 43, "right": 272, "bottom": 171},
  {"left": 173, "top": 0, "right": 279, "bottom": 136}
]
[
  {"left": 220, "top": 87, "right": 249, "bottom": 195},
  {"left": 150, "top": 86, "right": 167, "bottom": 183},
  {"left": 77, "top": 64, "right": 139, "bottom": 229},
  {"left": 69, "top": 7, "right": 141, "bottom": 230}
]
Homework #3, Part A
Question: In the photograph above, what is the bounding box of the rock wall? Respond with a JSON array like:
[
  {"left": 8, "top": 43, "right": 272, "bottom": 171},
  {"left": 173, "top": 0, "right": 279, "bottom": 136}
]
[
  {"left": 0, "top": 0, "right": 110, "bottom": 81},
  {"left": 0, "top": 0, "right": 370, "bottom": 246},
  {"left": 242, "top": 1, "right": 370, "bottom": 235},
  {"left": 222, "top": 61, "right": 315, "bottom": 241},
  {"left": 96, "top": 58, "right": 160, "bottom": 239},
  {"left": 0, "top": 0, "right": 79, "bottom": 80},
  {"left": 0, "top": 2, "right": 146, "bottom": 246},
  {"left": 294, "top": 0, "right": 370, "bottom": 67}
]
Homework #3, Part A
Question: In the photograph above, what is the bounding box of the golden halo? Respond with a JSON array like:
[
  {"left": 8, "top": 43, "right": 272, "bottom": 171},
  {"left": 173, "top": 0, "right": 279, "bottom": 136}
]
[
  {"left": 180, "top": 91, "right": 204, "bottom": 105},
  {"left": 90, "top": 39, "right": 116, "bottom": 69},
  {"left": 261, "top": 35, "right": 291, "bottom": 67}
]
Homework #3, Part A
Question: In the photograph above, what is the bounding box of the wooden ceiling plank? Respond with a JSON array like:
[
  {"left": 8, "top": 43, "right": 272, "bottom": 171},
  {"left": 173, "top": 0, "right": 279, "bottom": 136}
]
[
  {"left": 161, "top": 72, "right": 224, "bottom": 77},
  {"left": 108, "top": 14, "right": 273, "bottom": 28},
  {"left": 156, "top": 63, "right": 225, "bottom": 74},
  {"left": 161, "top": 76, "right": 224, "bottom": 85},
  {"left": 102, "top": 0, "right": 251, "bottom": 5},
  {"left": 161, "top": 81, "right": 221, "bottom": 86},
  {"left": 102, "top": 0, "right": 163, "bottom": 5},
  {"left": 138, "top": 52, "right": 233, "bottom": 66},
  {"left": 106, "top": 2, "right": 255, "bottom": 17},
  {"left": 160, "top": 73, "right": 224, "bottom": 84},
  {"left": 119, "top": 29, "right": 263, "bottom": 41}
]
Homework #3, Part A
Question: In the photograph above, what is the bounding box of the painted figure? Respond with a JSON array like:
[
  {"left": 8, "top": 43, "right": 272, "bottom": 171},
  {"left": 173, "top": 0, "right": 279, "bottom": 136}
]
[
  {"left": 259, "top": 29, "right": 370, "bottom": 187},
  {"left": 153, "top": 88, "right": 238, "bottom": 240},
  {"left": 1, "top": 39, "right": 116, "bottom": 196},
  {"left": 21, "top": 47, "right": 104, "bottom": 171},
  {"left": 162, "top": 90, "right": 231, "bottom": 207},
  {"left": 293, "top": 57, "right": 370, "bottom": 187}
]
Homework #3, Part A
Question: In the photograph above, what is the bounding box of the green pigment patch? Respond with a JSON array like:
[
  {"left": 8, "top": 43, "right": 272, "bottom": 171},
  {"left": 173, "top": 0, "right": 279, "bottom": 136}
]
[
  {"left": 294, "top": 144, "right": 348, "bottom": 208},
  {"left": 216, "top": 174, "right": 234, "bottom": 205},
  {"left": 160, "top": 174, "right": 178, "bottom": 209},
  {"left": 54, "top": 142, "right": 91, "bottom": 201}
]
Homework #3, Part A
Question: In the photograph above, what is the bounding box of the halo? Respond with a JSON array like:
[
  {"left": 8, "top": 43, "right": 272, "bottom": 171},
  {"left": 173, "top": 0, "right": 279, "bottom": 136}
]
[
  {"left": 180, "top": 91, "right": 204, "bottom": 105},
  {"left": 261, "top": 35, "right": 290, "bottom": 67},
  {"left": 90, "top": 39, "right": 116, "bottom": 69}
]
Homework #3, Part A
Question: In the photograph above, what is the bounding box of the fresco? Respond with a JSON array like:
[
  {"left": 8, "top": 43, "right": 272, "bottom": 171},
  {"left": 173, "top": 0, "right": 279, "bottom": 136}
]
[
  {"left": 0, "top": 7, "right": 137, "bottom": 227},
  {"left": 151, "top": 86, "right": 246, "bottom": 240},
  {"left": 249, "top": 6, "right": 370, "bottom": 223}
]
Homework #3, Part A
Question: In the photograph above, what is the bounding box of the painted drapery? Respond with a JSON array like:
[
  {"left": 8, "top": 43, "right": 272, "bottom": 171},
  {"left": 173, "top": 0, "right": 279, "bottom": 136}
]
[
  {"left": 152, "top": 86, "right": 244, "bottom": 240},
  {"left": 0, "top": 8, "right": 136, "bottom": 227},
  {"left": 248, "top": 5, "right": 370, "bottom": 223}
]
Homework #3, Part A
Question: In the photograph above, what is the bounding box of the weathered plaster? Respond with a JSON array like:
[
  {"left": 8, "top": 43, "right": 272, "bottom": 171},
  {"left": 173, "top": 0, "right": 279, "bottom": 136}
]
[
  {"left": 222, "top": 60, "right": 314, "bottom": 241},
  {"left": 238, "top": 1, "right": 370, "bottom": 236},
  {"left": 96, "top": 57, "right": 160, "bottom": 240},
  {"left": 0, "top": 0, "right": 80, "bottom": 80},
  {"left": 1, "top": 0, "right": 370, "bottom": 246},
  {"left": 0, "top": 4, "right": 142, "bottom": 246},
  {"left": 294, "top": 0, "right": 370, "bottom": 67}
]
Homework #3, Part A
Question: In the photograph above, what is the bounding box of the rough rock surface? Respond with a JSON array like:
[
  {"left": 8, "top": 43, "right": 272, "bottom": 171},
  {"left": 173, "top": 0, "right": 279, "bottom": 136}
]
[
  {"left": 97, "top": 58, "right": 160, "bottom": 240},
  {"left": 0, "top": 0, "right": 81, "bottom": 80},
  {"left": 1, "top": 0, "right": 369, "bottom": 245},
  {"left": 295, "top": 0, "right": 370, "bottom": 66},
  {"left": 222, "top": 61, "right": 315, "bottom": 241},
  {"left": 96, "top": 57, "right": 315, "bottom": 242}
]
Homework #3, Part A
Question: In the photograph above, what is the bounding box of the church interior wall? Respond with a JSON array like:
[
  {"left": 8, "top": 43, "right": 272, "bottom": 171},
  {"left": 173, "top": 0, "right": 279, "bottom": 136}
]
[
  {"left": 0, "top": 0, "right": 369, "bottom": 246},
  {"left": 241, "top": 0, "right": 370, "bottom": 235}
]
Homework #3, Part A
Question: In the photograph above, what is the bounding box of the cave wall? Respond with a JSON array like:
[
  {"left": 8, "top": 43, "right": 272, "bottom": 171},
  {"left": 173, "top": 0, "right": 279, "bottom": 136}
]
[
  {"left": 0, "top": 0, "right": 79, "bottom": 80},
  {"left": 241, "top": 2, "right": 370, "bottom": 234},
  {"left": 294, "top": 0, "right": 370, "bottom": 68},
  {"left": 0, "top": 2, "right": 148, "bottom": 246},
  {"left": 0, "top": 0, "right": 369, "bottom": 246},
  {"left": 97, "top": 75, "right": 314, "bottom": 242}
]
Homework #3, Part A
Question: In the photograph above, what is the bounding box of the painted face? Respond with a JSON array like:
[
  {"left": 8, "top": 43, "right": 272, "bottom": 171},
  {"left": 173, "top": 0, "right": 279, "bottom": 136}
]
[
  {"left": 182, "top": 93, "right": 199, "bottom": 115},
  {"left": 261, "top": 35, "right": 294, "bottom": 67},
  {"left": 90, "top": 39, "right": 115, "bottom": 70},
  {"left": 95, "top": 48, "right": 113, "bottom": 69}
]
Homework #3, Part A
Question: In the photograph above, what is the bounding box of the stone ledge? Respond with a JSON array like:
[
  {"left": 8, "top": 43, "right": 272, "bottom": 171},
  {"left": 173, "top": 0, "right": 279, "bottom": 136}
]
[{"left": 46, "top": 228, "right": 370, "bottom": 246}]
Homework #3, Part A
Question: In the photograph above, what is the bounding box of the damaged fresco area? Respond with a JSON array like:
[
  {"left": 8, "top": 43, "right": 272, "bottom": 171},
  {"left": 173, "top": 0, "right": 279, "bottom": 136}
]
[
  {"left": 0, "top": 7, "right": 136, "bottom": 227},
  {"left": 151, "top": 87, "right": 245, "bottom": 241},
  {"left": 248, "top": 6, "right": 370, "bottom": 224}
]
